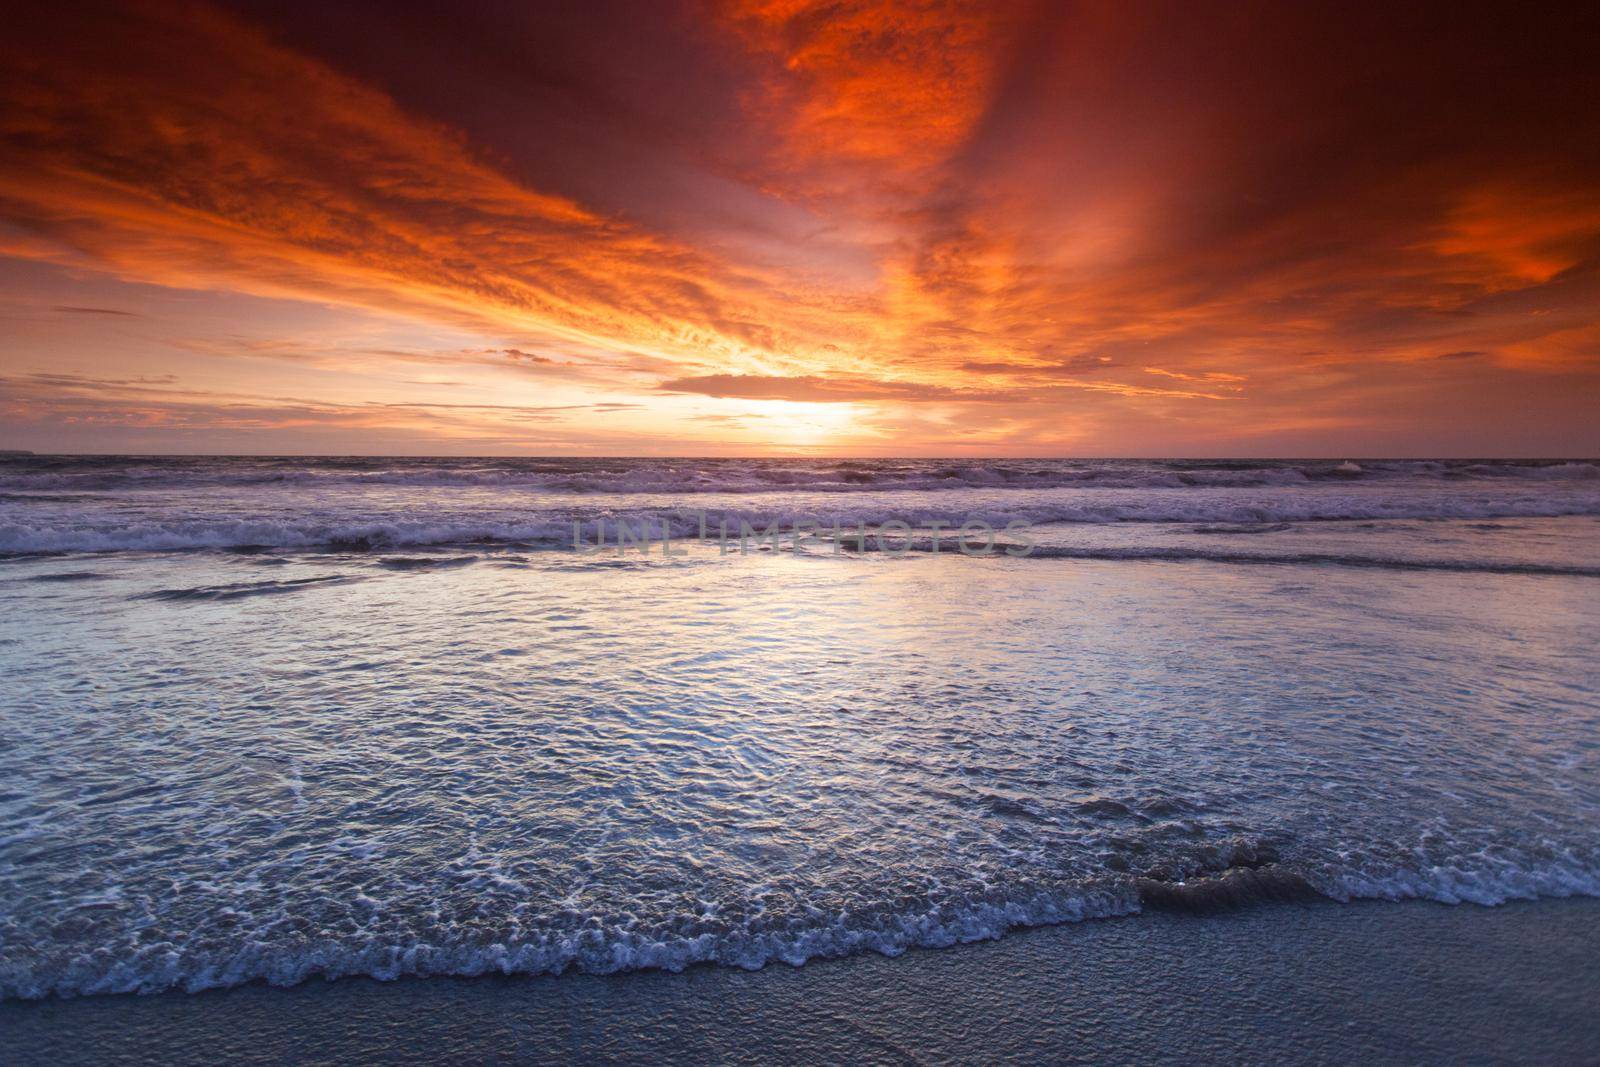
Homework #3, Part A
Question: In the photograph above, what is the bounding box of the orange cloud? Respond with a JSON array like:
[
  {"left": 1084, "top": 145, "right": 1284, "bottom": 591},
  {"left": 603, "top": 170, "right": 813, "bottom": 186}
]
[
  {"left": 0, "top": 1, "right": 1596, "bottom": 456},
  {"left": 1430, "top": 185, "right": 1600, "bottom": 289},
  {"left": 715, "top": 1, "right": 1014, "bottom": 194},
  {"left": 0, "top": 3, "right": 846, "bottom": 382}
]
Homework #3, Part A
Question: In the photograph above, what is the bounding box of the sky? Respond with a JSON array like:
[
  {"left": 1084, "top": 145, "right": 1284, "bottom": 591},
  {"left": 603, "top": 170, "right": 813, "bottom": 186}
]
[{"left": 1, "top": 1, "right": 1597, "bottom": 456}]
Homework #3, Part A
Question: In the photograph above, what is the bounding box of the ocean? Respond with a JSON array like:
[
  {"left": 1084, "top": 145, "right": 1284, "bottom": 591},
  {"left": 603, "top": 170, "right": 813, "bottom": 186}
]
[{"left": 1, "top": 455, "right": 1598, "bottom": 1000}]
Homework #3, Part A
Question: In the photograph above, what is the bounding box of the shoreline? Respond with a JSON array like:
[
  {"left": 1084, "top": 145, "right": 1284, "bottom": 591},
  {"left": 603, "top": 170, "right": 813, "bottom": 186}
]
[{"left": 7, "top": 896, "right": 1598, "bottom": 1065}]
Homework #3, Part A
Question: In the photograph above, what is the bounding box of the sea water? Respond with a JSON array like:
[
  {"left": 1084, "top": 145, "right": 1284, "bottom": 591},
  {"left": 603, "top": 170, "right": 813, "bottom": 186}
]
[{"left": 1, "top": 456, "right": 1597, "bottom": 997}]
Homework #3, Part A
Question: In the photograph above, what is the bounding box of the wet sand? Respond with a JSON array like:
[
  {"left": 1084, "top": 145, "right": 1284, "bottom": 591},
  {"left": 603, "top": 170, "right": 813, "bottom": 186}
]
[{"left": 6, "top": 897, "right": 1598, "bottom": 1065}]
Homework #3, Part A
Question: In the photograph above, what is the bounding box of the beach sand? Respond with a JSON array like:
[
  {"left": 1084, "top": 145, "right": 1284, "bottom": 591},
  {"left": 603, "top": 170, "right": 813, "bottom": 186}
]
[{"left": 6, "top": 897, "right": 1597, "bottom": 1064}]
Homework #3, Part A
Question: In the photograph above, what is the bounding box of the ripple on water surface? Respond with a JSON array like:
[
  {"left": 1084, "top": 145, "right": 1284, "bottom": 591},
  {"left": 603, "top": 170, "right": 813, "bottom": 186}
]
[{"left": 0, "top": 501, "right": 1597, "bottom": 998}]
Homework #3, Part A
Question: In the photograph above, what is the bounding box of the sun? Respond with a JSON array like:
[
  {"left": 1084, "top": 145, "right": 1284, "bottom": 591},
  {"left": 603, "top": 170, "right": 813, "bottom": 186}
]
[{"left": 735, "top": 399, "right": 863, "bottom": 448}]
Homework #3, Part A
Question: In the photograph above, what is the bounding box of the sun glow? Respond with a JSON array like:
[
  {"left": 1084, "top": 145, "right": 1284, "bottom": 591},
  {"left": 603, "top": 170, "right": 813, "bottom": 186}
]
[{"left": 736, "top": 400, "right": 864, "bottom": 447}]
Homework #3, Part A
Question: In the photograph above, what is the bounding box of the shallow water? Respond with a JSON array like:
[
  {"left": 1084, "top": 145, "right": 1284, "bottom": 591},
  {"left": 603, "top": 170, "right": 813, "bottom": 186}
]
[{"left": 1, "top": 456, "right": 1598, "bottom": 998}]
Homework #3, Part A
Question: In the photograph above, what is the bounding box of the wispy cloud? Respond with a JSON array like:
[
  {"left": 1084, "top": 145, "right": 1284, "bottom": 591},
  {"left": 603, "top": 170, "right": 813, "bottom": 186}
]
[
  {"left": 0, "top": 1, "right": 1596, "bottom": 454},
  {"left": 51, "top": 305, "right": 140, "bottom": 317}
]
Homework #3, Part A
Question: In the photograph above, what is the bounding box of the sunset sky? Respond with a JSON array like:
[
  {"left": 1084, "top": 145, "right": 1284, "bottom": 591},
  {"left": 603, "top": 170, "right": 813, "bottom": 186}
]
[{"left": 2, "top": 1, "right": 1597, "bottom": 456}]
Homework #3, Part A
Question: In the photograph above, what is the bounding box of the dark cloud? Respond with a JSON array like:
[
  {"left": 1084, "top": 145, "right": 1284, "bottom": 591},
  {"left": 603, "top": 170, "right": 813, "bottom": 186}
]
[
  {"left": 961, "top": 356, "right": 1118, "bottom": 377},
  {"left": 659, "top": 374, "right": 981, "bottom": 403},
  {"left": 26, "top": 372, "right": 177, "bottom": 387},
  {"left": 499, "top": 348, "right": 554, "bottom": 364},
  {"left": 52, "top": 305, "right": 140, "bottom": 316}
]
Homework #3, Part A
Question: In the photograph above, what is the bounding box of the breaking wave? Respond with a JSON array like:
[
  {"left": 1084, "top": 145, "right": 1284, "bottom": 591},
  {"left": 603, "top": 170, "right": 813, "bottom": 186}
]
[
  {"left": 4, "top": 854, "right": 1595, "bottom": 1000},
  {"left": 132, "top": 575, "right": 363, "bottom": 602},
  {"left": 1015, "top": 546, "right": 1600, "bottom": 576},
  {"left": 2, "top": 457, "right": 1597, "bottom": 494},
  {"left": 4, "top": 494, "right": 1600, "bottom": 555}
]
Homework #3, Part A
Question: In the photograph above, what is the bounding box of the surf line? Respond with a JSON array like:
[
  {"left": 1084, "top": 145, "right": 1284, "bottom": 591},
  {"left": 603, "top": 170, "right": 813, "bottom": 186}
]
[{"left": 571, "top": 510, "right": 1036, "bottom": 557}]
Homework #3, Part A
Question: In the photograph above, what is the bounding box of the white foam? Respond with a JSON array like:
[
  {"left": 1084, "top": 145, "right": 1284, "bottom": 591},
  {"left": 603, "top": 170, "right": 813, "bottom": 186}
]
[
  {"left": 5, "top": 490, "right": 1600, "bottom": 555},
  {"left": 5, "top": 861, "right": 1598, "bottom": 1000}
]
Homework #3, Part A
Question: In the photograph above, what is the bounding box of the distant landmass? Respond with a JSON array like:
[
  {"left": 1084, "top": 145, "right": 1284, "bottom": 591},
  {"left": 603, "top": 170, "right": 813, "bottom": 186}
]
[{"left": 0, "top": 450, "right": 35, "bottom": 456}]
